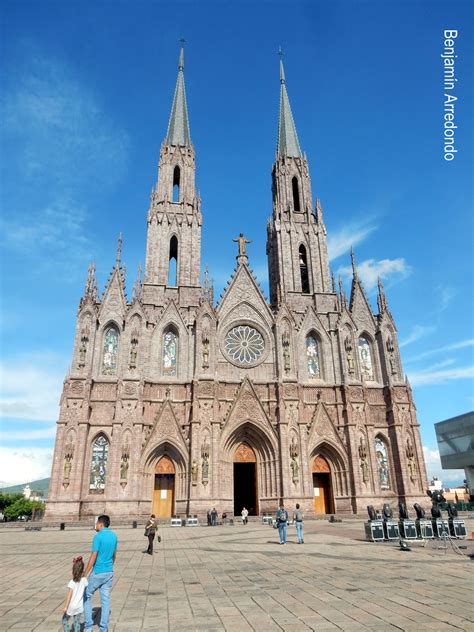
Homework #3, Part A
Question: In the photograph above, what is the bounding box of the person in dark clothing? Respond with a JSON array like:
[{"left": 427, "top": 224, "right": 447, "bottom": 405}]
[
  {"left": 211, "top": 507, "right": 218, "bottom": 526},
  {"left": 145, "top": 514, "right": 157, "bottom": 555}
]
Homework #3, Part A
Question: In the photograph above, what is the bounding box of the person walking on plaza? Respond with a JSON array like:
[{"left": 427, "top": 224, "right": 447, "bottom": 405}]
[
  {"left": 276, "top": 504, "right": 288, "bottom": 545},
  {"left": 62, "top": 556, "right": 87, "bottom": 632},
  {"left": 293, "top": 503, "right": 304, "bottom": 544},
  {"left": 211, "top": 507, "right": 218, "bottom": 526},
  {"left": 83, "top": 515, "right": 118, "bottom": 632},
  {"left": 144, "top": 514, "right": 157, "bottom": 555},
  {"left": 241, "top": 506, "right": 249, "bottom": 525}
]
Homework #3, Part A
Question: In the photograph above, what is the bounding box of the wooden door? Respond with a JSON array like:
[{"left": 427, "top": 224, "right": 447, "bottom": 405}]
[
  {"left": 312, "top": 455, "right": 333, "bottom": 514},
  {"left": 152, "top": 456, "right": 175, "bottom": 518}
]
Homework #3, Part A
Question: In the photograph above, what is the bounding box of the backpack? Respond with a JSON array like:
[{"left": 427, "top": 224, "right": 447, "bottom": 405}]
[{"left": 278, "top": 510, "right": 288, "bottom": 523}]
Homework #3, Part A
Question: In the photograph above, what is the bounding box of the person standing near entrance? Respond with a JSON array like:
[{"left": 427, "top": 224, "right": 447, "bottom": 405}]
[
  {"left": 293, "top": 503, "right": 304, "bottom": 544},
  {"left": 83, "top": 515, "right": 118, "bottom": 632},
  {"left": 241, "top": 507, "right": 249, "bottom": 525},
  {"left": 144, "top": 514, "right": 157, "bottom": 555},
  {"left": 211, "top": 507, "right": 218, "bottom": 526},
  {"left": 276, "top": 504, "right": 288, "bottom": 545}
]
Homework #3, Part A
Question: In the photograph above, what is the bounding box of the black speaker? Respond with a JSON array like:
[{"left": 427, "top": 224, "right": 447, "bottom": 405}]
[
  {"left": 383, "top": 503, "right": 393, "bottom": 519},
  {"left": 431, "top": 490, "right": 446, "bottom": 504},
  {"left": 431, "top": 505, "right": 442, "bottom": 518},
  {"left": 367, "top": 505, "right": 377, "bottom": 521},
  {"left": 399, "top": 502, "right": 409, "bottom": 520},
  {"left": 413, "top": 503, "right": 425, "bottom": 519},
  {"left": 447, "top": 503, "right": 458, "bottom": 518}
]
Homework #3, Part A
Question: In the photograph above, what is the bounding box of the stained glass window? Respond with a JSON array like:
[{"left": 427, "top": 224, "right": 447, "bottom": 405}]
[
  {"left": 90, "top": 435, "right": 109, "bottom": 493},
  {"left": 225, "top": 325, "right": 265, "bottom": 364},
  {"left": 102, "top": 326, "right": 119, "bottom": 375},
  {"left": 375, "top": 437, "right": 390, "bottom": 490},
  {"left": 163, "top": 329, "right": 177, "bottom": 376},
  {"left": 306, "top": 335, "right": 320, "bottom": 377},
  {"left": 358, "top": 337, "right": 374, "bottom": 380}
]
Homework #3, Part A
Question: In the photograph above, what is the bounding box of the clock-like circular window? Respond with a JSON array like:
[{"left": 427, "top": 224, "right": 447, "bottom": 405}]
[{"left": 225, "top": 325, "right": 265, "bottom": 365}]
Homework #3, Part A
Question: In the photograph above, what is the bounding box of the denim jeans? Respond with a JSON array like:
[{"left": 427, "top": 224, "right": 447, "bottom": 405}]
[
  {"left": 295, "top": 521, "right": 304, "bottom": 543},
  {"left": 84, "top": 571, "right": 114, "bottom": 632},
  {"left": 278, "top": 521, "right": 287, "bottom": 544},
  {"left": 62, "top": 613, "right": 81, "bottom": 632}
]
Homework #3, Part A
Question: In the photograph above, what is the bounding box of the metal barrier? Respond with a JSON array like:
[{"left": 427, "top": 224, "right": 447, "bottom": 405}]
[
  {"left": 170, "top": 516, "right": 182, "bottom": 527},
  {"left": 186, "top": 515, "right": 199, "bottom": 527}
]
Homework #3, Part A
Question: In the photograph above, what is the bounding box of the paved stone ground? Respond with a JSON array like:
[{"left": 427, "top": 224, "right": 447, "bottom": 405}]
[{"left": 1, "top": 518, "right": 473, "bottom": 631}]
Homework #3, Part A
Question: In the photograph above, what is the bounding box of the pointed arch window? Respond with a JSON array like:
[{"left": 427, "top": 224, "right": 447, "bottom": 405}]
[
  {"left": 168, "top": 236, "right": 178, "bottom": 286},
  {"left": 306, "top": 334, "right": 320, "bottom": 378},
  {"left": 375, "top": 436, "right": 390, "bottom": 490},
  {"left": 89, "top": 435, "right": 109, "bottom": 493},
  {"left": 299, "top": 245, "right": 310, "bottom": 294},
  {"left": 172, "top": 166, "right": 180, "bottom": 203},
  {"left": 358, "top": 336, "right": 374, "bottom": 380},
  {"left": 163, "top": 328, "right": 178, "bottom": 376},
  {"left": 102, "top": 326, "right": 119, "bottom": 375},
  {"left": 292, "top": 176, "right": 301, "bottom": 213}
]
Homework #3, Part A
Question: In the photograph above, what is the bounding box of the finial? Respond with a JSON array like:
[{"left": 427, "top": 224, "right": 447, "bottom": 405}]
[
  {"left": 116, "top": 232, "right": 122, "bottom": 267},
  {"left": 338, "top": 275, "right": 347, "bottom": 309},
  {"left": 350, "top": 247, "right": 358, "bottom": 280},
  {"left": 331, "top": 271, "right": 336, "bottom": 293},
  {"left": 84, "top": 261, "right": 98, "bottom": 301},
  {"left": 377, "top": 276, "right": 387, "bottom": 313},
  {"left": 132, "top": 263, "right": 142, "bottom": 301},
  {"left": 179, "top": 39, "right": 186, "bottom": 70},
  {"left": 278, "top": 46, "right": 285, "bottom": 84}
]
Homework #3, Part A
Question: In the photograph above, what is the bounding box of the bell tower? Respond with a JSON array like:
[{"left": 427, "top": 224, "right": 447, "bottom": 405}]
[
  {"left": 143, "top": 47, "right": 202, "bottom": 306},
  {"left": 267, "top": 57, "right": 331, "bottom": 309}
]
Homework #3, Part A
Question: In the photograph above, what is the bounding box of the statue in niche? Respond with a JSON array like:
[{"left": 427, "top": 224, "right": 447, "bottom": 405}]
[
  {"left": 344, "top": 335, "right": 355, "bottom": 375},
  {"left": 129, "top": 330, "right": 139, "bottom": 370},
  {"left": 63, "top": 454, "right": 73, "bottom": 480},
  {"left": 120, "top": 452, "right": 129, "bottom": 480},
  {"left": 191, "top": 459, "right": 198, "bottom": 484},
  {"left": 78, "top": 326, "right": 90, "bottom": 368},
  {"left": 282, "top": 331, "right": 290, "bottom": 372},
  {"left": 406, "top": 439, "right": 417, "bottom": 481},
  {"left": 202, "top": 329, "right": 210, "bottom": 368},
  {"left": 358, "top": 437, "right": 369, "bottom": 484},
  {"left": 386, "top": 336, "right": 397, "bottom": 375},
  {"left": 201, "top": 439, "right": 210, "bottom": 484},
  {"left": 289, "top": 437, "right": 299, "bottom": 483}
]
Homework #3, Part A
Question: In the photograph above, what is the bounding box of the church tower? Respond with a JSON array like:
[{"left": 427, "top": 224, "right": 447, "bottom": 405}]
[
  {"left": 143, "top": 47, "right": 202, "bottom": 307},
  {"left": 267, "top": 58, "right": 331, "bottom": 309}
]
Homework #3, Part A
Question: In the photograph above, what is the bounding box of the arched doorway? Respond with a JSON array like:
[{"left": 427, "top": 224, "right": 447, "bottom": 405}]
[
  {"left": 233, "top": 443, "right": 257, "bottom": 516},
  {"left": 153, "top": 456, "right": 175, "bottom": 518},
  {"left": 312, "top": 455, "right": 334, "bottom": 514}
]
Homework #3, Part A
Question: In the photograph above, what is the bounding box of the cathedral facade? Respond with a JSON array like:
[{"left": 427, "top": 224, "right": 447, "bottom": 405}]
[{"left": 46, "top": 50, "right": 428, "bottom": 521}]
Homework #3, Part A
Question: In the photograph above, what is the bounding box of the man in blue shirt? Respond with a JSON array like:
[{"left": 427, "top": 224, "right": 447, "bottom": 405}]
[{"left": 83, "top": 515, "right": 118, "bottom": 632}]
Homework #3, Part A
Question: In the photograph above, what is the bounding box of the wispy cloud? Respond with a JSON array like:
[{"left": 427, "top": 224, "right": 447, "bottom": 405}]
[
  {"left": 327, "top": 220, "right": 377, "bottom": 262},
  {"left": 0, "top": 447, "right": 53, "bottom": 486},
  {"left": 436, "top": 284, "right": 457, "bottom": 311},
  {"left": 423, "top": 446, "right": 465, "bottom": 484},
  {"left": 408, "top": 365, "right": 474, "bottom": 386},
  {"left": 405, "top": 338, "right": 474, "bottom": 363},
  {"left": 0, "top": 352, "right": 67, "bottom": 422},
  {"left": 338, "top": 257, "right": 411, "bottom": 292},
  {"left": 0, "top": 426, "right": 56, "bottom": 441},
  {"left": 399, "top": 325, "right": 436, "bottom": 348}
]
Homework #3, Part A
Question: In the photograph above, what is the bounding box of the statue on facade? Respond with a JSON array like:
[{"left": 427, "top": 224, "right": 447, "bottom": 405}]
[
  {"left": 63, "top": 454, "right": 73, "bottom": 480},
  {"left": 232, "top": 232, "right": 252, "bottom": 256},
  {"left": 201, "top": 438, "right": 210, "bottom": 484},
  {"left": 191, "top": 459, "right": 198, "bottom": 484},
  {"left": 78, "top": 326, "right": 90, "bottom": 368},
  {"left": 358, "top": 437, "right": 369, "bottom": 484},
  {"left": 344, "top": 335, "right": 355, "bottom": 375},
  {"left": 386, "top": 336, "right": 397, "bottom": 375},
  {"left": 282, "top": 331, "right": 290, "bottom": 372},
  {"left": 289, "top": 437, "right": 299, "bottom": 483},
  {"left": 202, "top": 328, "right": 210, "bottom": 368},
  {"left": 120, "top": 452, "right": 129, "bottom": 480},
  {"left": 406, "top": 439, "right": 417, "bottom": 481}
]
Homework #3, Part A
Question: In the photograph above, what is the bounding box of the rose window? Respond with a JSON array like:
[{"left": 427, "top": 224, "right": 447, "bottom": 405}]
[{"left": 225, "top": 325, "right": 265, "bottom": 364}]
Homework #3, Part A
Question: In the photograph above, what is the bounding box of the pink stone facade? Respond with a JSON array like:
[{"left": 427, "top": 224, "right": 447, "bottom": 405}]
[{"left": 46, "top": 52, "right": 429, "bottom": 521}]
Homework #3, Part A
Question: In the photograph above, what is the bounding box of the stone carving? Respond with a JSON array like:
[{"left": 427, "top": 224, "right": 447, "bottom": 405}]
[
  {"left": 78, "top": 325, "right": 90, "bottom": 368},
  {"left": 344, "top": 335, "right": 355, "bottom": 375},
  {"left": 202, "top": 327, "right": 210, "bottom": 368},
  {"left": 386, "top": 336, "right": 397, "bottom": 375},
  {"left": 406, "top": 438, "right": 417, "bottom": 481},
  {"left": 289, "top": 437, "right": 299, "bottom": 483},
  {"left": 282, "top": 330, "right": 290, "bottom": 372},
  {"left": 63, "top": 441, "right": 74, "bottom": 481},
  {"left": 71, "top": 381, "right": 84, "bottom": 395},
  {"left": 358, "top": 436, "right": 369, "bottom": 484},
  {"left": 201, "top": 438, "right": 210, "bottom": 484},
  {"left": 129, "top": 328, "right": 139, "bottom": 370},
  {"left": 120, "top": 448, "right": 130, "bottom": 481},
  {"left": 191, "top": 459, "right": 198, "bottom": 485},
  {"left": 198, "top": 381, "right": 215, "bottom": 397}
]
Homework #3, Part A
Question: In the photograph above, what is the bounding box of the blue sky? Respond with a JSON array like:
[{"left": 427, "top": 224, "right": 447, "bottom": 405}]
[{"left": 0, "top": 0, "right": 472, "bottom": 486}]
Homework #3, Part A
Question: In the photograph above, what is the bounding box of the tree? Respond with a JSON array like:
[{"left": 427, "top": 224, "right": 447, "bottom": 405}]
[
  {"left": 0, "top": 493, "right": 23, "bottom": 511},
  {"left": 4, "top": 498, "right": 44, "bottom": 521}
]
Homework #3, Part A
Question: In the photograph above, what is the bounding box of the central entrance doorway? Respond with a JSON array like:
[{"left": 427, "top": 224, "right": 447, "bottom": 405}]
[
  {"left": 233, "top": 443, "right": 257, "bottom": 516},
  {"left": 312, "top": 455, "right": 334, "bottom": 514},
  {"left": 153, "top": 455, "right": 175, "bottom": 518}
]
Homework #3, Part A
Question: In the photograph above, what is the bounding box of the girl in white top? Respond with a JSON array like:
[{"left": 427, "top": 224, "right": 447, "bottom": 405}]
[{"left": 62, "top": 556, "right": 88, "bottom": 632}]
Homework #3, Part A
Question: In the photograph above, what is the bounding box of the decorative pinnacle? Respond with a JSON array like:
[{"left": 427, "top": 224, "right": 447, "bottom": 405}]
[
  {"left": 116, "top": 232, "right": 123, "bottom": 267},
  {"left": 178, "top": 39, "right": 185, "bottom": 70},
  {"left": 377, "top": 276, "right": 388, "bottom": 313},
  {"left": 350, "top": 247, "right": 358, "bottom": 280},
  {"left": 278, "top": 46, "right": 285, "bottom": 83}
]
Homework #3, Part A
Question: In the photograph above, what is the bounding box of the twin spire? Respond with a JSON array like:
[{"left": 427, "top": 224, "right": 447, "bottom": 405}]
[{"left": 165, "top": 46, "right": 302, "bottom": 159}]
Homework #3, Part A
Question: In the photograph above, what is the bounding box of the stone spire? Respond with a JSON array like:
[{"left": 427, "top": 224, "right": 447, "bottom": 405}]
[
  {"left": 377, "top": 277, "right": 388, "bottom": 314},
  {"left": 82, "top": 261, "right": 98, "bottom": 304},
  {"left": 166, "top": 45, "right": 191, "bottom": 146},
  {"left": 277, "top": 55, "right": 302, "bottom": 158}
]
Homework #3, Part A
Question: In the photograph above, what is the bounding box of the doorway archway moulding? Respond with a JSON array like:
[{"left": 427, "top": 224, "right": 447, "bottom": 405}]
[{"left": 234, "top": 442, "right": 257, "bottom": 462}]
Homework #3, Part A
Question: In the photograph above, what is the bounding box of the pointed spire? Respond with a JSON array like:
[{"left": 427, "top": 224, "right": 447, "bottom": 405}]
[
  {"left": 132, "top": 263, "right": 143, "bottom": 301},
  {"left": 166, "top": 43, "right": 191, "bottom": 146},
  {"left": 202, "top": 264, "right": 214, "bottom": 303},
  {"left": 350, "top": 247, "right": 358, "bottom": 280},
  {"left": 83, "top": 261, "right": 98, "bottom": 302},
  {"left": 338, "top": 275, "right": 348, "bottom": 310},
  {"left": 331, "top": 270, "right": 336, "bottom": 293},
  {"left": 377, "top": 277, "right": 388, "bottom": 314},
  {"left": 276, "top": 50, "right": 302, "bottom": 158}
]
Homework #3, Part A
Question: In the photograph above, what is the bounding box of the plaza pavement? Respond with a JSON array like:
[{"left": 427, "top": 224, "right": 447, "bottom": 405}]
[{"left": 0, "top": 518, "right": 473, "bottom": 631}]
